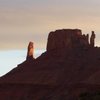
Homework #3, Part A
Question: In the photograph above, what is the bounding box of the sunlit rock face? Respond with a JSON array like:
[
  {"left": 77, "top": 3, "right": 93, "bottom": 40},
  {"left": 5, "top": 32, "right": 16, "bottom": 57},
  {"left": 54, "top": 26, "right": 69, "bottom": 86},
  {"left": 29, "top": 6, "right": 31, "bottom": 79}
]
[
  {"left": 47, "top": 29, "right": 89, "bottom": 51},
  {"left": 26, "top": 41, "right": 34, "bottom": 60}
]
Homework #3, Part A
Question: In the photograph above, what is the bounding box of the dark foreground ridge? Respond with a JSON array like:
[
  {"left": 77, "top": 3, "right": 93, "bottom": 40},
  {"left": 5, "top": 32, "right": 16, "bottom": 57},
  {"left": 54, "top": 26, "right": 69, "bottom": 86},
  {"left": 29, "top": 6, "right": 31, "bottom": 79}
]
[{"left": 1, "top": 29, "right": 100, "bottom": 100}]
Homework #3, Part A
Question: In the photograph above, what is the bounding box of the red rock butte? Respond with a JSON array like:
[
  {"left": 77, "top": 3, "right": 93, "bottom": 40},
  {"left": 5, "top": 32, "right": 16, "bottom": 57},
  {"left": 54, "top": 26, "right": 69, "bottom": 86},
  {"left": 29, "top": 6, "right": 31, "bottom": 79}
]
[
  {"left": 0, "top": 29, "right": 100, "bottom": 100},
  {"left": 47, "top": 29, "right": 95, "bottom": 51}
]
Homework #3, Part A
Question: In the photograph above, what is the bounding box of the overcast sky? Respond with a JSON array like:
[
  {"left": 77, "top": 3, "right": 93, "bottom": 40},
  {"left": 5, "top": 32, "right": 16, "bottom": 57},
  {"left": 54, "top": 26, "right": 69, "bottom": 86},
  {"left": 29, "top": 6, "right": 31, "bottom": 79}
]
[{"left": 0, "top": 0, "right": 100, "bottom": 50}]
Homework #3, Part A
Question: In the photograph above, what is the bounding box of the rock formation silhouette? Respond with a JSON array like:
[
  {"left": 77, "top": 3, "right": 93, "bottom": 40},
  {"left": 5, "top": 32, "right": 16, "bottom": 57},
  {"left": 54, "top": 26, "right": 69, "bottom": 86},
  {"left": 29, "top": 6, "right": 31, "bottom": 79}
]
[
  {"left": 47, "top": 29, "right": 95, "bottom": 51},
  {"left": 0, "top": 29, "right": 100, "bottom": 100},
  {"left": 90, "top": 31, "right": 95, "bottom": 47},
  {"left": 26, "top": 41, "right": 34, "bottom": 60}
]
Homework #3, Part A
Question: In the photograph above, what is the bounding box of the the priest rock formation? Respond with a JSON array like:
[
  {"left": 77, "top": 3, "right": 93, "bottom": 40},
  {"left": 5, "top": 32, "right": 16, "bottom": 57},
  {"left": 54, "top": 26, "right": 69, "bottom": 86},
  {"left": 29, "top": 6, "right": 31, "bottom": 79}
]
[
  {"left": 47, "top": 29, "right": 95, "bottom": 51},
  {"left": 0, "top": 29, "right": 100, "bottom": 100}
]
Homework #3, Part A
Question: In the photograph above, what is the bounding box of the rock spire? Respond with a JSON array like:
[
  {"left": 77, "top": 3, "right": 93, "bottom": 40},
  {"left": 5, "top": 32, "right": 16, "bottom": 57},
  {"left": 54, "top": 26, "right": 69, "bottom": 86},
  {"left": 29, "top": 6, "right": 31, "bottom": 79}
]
[
  {"left": 26, "top": 41, "right": 34, "bottom": 60},
  {"left": 90, "top": 31, "right": 95, "bottom": 47}
]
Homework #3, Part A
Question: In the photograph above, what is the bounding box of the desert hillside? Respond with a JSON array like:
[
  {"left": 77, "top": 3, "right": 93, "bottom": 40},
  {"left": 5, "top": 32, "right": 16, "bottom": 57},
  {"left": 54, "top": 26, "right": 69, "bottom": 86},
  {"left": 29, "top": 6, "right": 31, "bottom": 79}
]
[{"left": 0, "top": 29, "right": 100, "bottom": 100}]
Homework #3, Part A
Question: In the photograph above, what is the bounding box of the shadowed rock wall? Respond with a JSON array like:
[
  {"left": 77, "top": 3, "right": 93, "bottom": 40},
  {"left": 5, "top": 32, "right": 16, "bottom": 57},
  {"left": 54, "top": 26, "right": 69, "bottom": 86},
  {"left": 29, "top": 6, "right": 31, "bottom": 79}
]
[{"left": 47, "top": 29, "right": 89, "bottom": 51}]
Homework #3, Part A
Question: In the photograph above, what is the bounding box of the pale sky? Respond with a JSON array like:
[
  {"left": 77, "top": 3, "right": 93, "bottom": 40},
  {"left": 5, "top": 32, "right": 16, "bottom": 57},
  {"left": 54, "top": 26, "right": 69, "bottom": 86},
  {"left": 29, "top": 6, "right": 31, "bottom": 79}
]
[
  {"left": 0, "top": 0, "right": 100, "bottom": 50},
  {"left": 1, "top": 0, "right": 100, "bottom": 76}
]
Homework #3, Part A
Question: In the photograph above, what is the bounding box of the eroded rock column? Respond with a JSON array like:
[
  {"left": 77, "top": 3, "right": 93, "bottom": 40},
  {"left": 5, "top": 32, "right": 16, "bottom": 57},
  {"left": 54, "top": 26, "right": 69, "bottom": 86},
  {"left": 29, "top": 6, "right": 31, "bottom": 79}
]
[
  {"left": 90, "top": 31, "right": 95, "bottom": 47},
  {"left": 26, "top": 41, "right": 34, "bottom": 60}
]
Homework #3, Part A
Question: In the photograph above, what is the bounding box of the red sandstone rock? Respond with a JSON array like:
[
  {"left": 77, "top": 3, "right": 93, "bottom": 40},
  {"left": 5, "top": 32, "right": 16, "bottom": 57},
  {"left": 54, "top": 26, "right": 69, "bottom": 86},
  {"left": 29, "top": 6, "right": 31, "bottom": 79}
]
[
  {"left": 26, "top": 41, "right": 34, "bottom": 60},
  {"left": 90, "top": 31, "right": 95, "bottom": 47},
  {"left": 0, "top": 29, "right": 99, "bottom": 100},
  {"left": 47, "top": 29, "right": 89, "bottom": 51}
]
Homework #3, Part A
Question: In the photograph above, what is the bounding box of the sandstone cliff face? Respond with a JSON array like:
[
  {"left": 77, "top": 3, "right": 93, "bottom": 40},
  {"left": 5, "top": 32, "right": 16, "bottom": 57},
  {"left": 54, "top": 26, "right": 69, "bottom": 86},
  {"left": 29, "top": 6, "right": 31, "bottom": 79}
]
[{"left": 47, "top": 29, "right": 89, "bottom": 51}]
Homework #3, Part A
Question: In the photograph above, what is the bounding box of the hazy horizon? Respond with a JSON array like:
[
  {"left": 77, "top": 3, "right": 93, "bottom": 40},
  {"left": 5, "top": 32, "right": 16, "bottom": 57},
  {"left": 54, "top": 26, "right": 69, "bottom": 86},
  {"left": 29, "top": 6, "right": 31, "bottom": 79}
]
[{"left": 0, "top": 49, "right": 45, "bottom": 76}]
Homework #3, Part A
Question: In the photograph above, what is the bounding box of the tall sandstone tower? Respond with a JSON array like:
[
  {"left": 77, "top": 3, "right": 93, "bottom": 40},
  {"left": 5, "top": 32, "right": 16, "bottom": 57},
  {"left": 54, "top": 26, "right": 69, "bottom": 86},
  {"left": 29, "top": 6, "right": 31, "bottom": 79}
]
[
  {"left": 90, "top": 31, "right": 95, "bottom": 47},
  {"left": 26, "top": 41, "right": 34, "bottom": 60}
]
